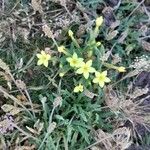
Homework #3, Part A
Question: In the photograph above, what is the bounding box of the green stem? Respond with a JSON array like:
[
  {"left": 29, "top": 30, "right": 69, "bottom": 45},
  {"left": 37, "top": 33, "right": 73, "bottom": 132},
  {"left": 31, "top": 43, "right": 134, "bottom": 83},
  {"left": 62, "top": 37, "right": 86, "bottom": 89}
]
[
  {"left": 25, "top": 89, "right": 36, "bottom": 118},
  {"left": 70, "top": 36, "right": 80, "bottom": 48},
  {"left": 38, "top": 107, "right": 56, "bottom": 150},
  {"left": 51, "top": 36, "right": 58, "bottom": 47}
]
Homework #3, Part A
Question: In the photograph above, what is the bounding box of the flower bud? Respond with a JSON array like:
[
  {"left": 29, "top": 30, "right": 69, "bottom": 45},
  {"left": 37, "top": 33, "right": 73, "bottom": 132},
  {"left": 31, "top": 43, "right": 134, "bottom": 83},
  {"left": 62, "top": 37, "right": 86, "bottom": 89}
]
[
  {"left": 68, "top": 30, "right": 73, "bottom": 37},
  {"left": 117, "top": 67, "right": 126, "bottom": 72},
  {"left": 96, "top": 16, "right": 103, "bottom": 27}
]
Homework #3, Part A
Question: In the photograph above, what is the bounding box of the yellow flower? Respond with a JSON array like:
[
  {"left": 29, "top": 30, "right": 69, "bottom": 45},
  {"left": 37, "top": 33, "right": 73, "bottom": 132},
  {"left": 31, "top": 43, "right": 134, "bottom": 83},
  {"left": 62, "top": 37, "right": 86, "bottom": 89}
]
[
  {"left": 68, "top": 30, "right": 73, "bottom": 37},
  {"left": 93, "top": 71, "right": 111, "bottom": 88},
  {"left": 66, "top": 53, "right": 83, "bottom": 68},
  {"left": 76, "top": 60, "right": 95, "bottom": 79},
  {"left": 74, "top": 84, "right": 84, "bottom": 93},
  {"left": 36, "top": 51, "right": 51, "bottom": 67},
  {"left": 117, "top": 66, "right": 126, "bottom": 72},
  {"left": 96, "top": 16, "right": 104, "bottom": 27},
  {"left": 58, "top": 46, "right": 66, "bottom": 53}
]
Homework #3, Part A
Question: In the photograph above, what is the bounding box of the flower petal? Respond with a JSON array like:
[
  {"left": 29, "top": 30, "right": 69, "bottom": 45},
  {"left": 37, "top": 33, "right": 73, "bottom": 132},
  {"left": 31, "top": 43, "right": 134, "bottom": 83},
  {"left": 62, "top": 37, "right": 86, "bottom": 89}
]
[
  {"left": 66, "top": 57, "right": 72, "bottom": 63},
  {"left": 41, "top": 50, "right": 45, "bottom": 55},
  {"left": 78, "top": 58, "right": 84, "bottom": 64},
  {"left": 78, "top": 84, "right": 83, "bottom": 92},
  {"left": 99, "top": 81, "right": 105, "bottom": 88},
  {"left": 74, "top": 86, "right": 79, "bottom": 93},
  {"left": 79, "top": 61, "right": 85, "bottom": 67},
  {"left": 86, "top": 60, "right": 92, "bottom": 67},
  {"left": 83, "top": 72, "right": 89, "bottom": 79},
  {"left": 73, "top": 53, "right": 78, "bottom": 59},
  {"left": 76, "top": 59, "right": 84, "bottom": 68},
  {"left": 36, "top": 54, "right": 42, "bottom": 58},
  {"left": 105, "top": 77, "right": 111, "bottom": 83},
  {"left": 44, "top": 61, "right": 48, "bottom": 67},
  {"left": 93, "top": 77, "right": 99, "bottom": 83},
  {"left": 37, "top": 60, "right": 43, "bottom": 66},
  {"left": 46, "top": 54, "right": 51, "bottom": 60},
  {"left": 70, "top": 60, "right": 76, "bottom": 67},
  {"left": 102, "top": 71, "right": 107, "bottom": 76},
  {"left": 89, "top": 67, "right": 96, "bottom": 73},
  {"left": 76, "top": 68, "right": 83, "bottom": 74},
  {"left": 79, "top": 87, "right": 83, "bottom": 92},
  {"left": 95, "top": 71, "right": 100, "bottom": 77}
]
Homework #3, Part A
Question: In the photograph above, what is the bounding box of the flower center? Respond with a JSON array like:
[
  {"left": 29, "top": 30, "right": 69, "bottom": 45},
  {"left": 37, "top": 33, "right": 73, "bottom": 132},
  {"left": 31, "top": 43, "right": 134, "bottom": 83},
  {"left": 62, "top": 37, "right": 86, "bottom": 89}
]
[
  {"left": 83, "top": 65, "right": 89, "bottom": 72},
  {"left": 72, "top": 59, "right": 77, "bottom": 64},
  {"left": 41, "top": 56, "right": 47, "bottom": 61},
  {"left": 98, "top": 75, "right": 105, "bottom": 81}
]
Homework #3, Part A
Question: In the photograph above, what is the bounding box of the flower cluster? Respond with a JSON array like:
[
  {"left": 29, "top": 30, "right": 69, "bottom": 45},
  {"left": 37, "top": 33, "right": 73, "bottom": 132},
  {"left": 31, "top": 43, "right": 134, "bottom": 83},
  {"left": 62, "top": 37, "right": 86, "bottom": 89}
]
[
  {"left": 36, "top": 50, "right": 51, "bottom": 67},
  {"left": 66, "top": 53, "right": 111, "bottom": 90},
  {"left": 36, "top": 16, "right": 126, "bottom": 93}
]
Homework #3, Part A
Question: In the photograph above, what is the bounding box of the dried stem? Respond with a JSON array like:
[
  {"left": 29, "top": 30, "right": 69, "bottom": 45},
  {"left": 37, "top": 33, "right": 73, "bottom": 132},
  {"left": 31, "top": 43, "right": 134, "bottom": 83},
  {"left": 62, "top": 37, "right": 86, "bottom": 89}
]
[
  {"left": 0, "top": 86, "right": 33, "bottom": 118},
  {"left": 24, "top": 89, "right": 36, "bottom": 118},
  {"left": 128, "top": 0, "right": 145, "bottom": 18},
  {"left": 12, "top": 122, "right": 38, "bottom": 141}
]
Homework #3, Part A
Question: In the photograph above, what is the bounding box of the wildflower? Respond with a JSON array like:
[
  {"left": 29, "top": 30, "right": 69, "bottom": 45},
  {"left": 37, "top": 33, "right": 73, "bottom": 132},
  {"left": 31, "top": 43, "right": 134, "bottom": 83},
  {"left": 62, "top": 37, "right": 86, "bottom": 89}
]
[
  {"left": 76, "top": 60, "right": 95, "bottom": 79},
  {"left": 66, "top": 53, "right": 83, "bottom": 68},
  {"left": 36, "top": 51, "right": 51, "bottom": 67},
  {"left": 58, "top": 46, "right": 66, "bottom": 53},
  {"left": 74, "top": 84, "right": 84, "bottom": 93},
  {"left": 117, "top": 67, "right": 126, "bottom": 72},
  {"left": 96, "top": 16, "right": 103, "bottom": 28},
  {"left": 68, "top": 30, "right": 73, "bottom": 37},
  {"left": 93, "top": 71, "right": 111, "bottom": 88}
]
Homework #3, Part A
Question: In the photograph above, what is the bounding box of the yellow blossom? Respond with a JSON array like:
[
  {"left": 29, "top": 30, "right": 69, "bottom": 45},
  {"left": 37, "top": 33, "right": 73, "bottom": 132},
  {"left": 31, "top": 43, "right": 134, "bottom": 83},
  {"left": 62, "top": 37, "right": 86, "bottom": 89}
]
[
  {"left": 66, "top": 53, "right": 83, "bottom": 68},
  {"left": 96, "top": 16, "right": 104, "bottom": 27},
  {"left": 93, "top": 71, "right": 111, "bottom": 88},
  {"left": 76, "top": 60, "right": 95, "bottom": 79},
  {"left": 58, "top": 46, "right": 66, "bottom": 53},
  {"left": 68, "top": 30, "right": 73, "bottom": 37},
  {"left": 117, "top": 66, "right": 126, "bottom": 72},
  {"left": 36, "top": 50, "right": 51, "bottom": 67},
  {"left": 74, "top": 84, "right": 84, "bottom": 93}
]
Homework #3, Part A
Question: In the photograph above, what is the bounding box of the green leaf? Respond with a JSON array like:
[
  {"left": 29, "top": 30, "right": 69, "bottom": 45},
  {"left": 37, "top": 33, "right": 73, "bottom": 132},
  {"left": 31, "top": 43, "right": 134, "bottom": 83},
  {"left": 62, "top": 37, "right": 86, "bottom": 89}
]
[{"left": 77, "top": 126, "right": 90, "bottom": 144}]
